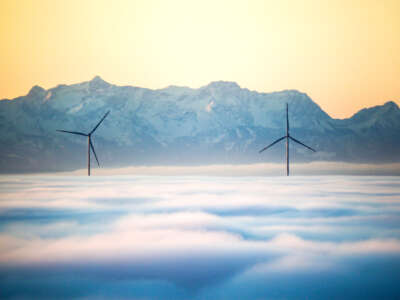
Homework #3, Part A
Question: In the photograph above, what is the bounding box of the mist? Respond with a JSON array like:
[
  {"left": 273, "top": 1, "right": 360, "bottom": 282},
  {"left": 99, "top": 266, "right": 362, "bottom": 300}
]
[{"left": 0, "top": 175, "right": 400, "bottom": 299}]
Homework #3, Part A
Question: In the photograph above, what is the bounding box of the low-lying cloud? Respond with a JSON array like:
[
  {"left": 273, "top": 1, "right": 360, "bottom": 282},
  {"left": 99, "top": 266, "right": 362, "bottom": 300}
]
[
  {"left": 48, "top": 161, "right": 400, "bottom": 176},
  {"left": 0, "top": 175, "right": 399, "bottom": 299}
]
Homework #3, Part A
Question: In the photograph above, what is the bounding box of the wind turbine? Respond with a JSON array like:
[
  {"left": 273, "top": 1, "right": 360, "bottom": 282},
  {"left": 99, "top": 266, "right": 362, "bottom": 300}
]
[
  {"left": 259, "top": 104, "right": 316, "bottom": 176},
  {"left": 57, "top": 111, "right": 110, "bottom": 176}
]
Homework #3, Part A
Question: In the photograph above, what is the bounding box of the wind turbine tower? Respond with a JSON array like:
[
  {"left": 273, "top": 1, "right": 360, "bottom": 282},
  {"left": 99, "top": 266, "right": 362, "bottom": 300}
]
[
  {"left": 57, "top": 111, "right": 110, "bottom": 176},
  {"left": 259, "top": 104, "right": 316, "bottom": 176}
]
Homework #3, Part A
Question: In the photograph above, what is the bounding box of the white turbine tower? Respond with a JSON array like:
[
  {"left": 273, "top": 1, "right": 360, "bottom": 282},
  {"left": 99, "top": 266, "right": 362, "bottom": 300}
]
[
  {"left": 57, "top": 111, "right": 110, "bottom": 176},
  {"left": 259, "top": 104, "right": 316, "bottom": 176}
]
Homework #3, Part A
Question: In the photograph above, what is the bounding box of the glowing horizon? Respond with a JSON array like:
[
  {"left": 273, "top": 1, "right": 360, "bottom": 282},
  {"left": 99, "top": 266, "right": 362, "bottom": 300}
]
[{"left": 0, "top": 0, "right": 399, "bottom": 118}]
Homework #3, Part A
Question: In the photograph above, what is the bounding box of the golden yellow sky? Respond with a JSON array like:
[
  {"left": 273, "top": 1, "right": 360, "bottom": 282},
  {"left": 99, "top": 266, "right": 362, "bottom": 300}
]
[{"left": 0, "top": 0, "right": 399, "bottom": 118}]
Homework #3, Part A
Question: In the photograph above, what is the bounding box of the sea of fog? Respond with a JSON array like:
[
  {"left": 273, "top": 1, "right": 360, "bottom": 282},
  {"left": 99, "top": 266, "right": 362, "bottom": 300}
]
[{"left": 0, "top": 175, "right": 400, "bottom": 299}]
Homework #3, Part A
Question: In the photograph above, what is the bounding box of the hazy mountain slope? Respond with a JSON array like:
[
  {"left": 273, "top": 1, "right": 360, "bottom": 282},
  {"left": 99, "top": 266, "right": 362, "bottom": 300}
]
[{"left": 0, "top": 76, "right": 399, "bottom": 173}]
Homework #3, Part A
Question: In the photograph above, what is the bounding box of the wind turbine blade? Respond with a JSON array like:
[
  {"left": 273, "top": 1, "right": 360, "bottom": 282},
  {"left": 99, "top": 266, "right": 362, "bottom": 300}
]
[
  {"left": 289, "top": 136, "right": 316, "bottom": 152},
  {"left": 90, "top": 111, "right": 110, "bottom": 135},
  {"left": 56, "top": 130, "right": 87, "bottom": 136},
  {"left": 89, "top": 139, "right": 100, "bottom": 167},
  {"left": 259, "top": 136, "right": 286, "bottom": 153}
]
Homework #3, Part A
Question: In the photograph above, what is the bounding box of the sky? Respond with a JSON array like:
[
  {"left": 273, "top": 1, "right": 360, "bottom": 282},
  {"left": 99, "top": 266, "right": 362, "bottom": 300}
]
[
  {"left": 0, "top": 0, "right": 399, "bottom": 118},
  {"left": 1, "top": 175, "right": 400, "bottom": 299}
]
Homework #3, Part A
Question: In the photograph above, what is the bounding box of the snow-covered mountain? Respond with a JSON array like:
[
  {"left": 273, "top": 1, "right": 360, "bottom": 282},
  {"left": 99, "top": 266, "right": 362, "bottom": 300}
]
[{"left": 1, "top": 76, "right": 399, "bottom": 173}]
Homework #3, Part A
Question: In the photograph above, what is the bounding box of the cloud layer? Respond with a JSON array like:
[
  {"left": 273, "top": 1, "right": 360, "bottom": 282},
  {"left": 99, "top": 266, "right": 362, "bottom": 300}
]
[
  {"left": 52, "top": 162, "right": 400, "bottom": 176},
  {"left": 0, "top": 175, "right": 400, "bottom": 299}
]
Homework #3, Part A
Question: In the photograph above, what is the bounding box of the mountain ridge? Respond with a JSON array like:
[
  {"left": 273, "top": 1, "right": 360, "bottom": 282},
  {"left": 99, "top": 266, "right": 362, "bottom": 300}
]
[
  {"left": 4, "top": 76, "right": 397, "bottom": 119},
  {"left": 0, "top": 77, "right": 399, "bottom": 173}
]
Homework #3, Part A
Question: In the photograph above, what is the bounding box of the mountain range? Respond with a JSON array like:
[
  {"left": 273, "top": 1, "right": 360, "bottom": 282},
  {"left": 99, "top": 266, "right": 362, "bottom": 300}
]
[{"left": 0, "top": 76, "right": 399, "bottom": 173}]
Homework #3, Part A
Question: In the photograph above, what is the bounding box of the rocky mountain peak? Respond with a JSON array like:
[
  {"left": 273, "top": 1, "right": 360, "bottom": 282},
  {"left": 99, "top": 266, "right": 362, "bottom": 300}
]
[
  {"left": 383, "top": 101, "right": 399, "bottom": 110},
  {"left": 89, "top": 76, "right": 110, "bottom": 90},
  {"left": 204, "top": 81, "right": 241, "bottom": 90},
  {"left": 27, "top": 85, "right": 46, "bottom": 98}
]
